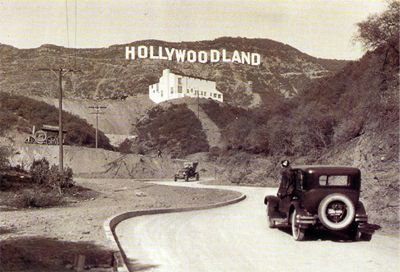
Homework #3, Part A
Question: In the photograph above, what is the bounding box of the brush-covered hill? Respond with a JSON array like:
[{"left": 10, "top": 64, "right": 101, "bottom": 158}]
[
  {"left": 0, "top": 92, "right": 112, "bottom": 149},
  {"left": 0, "top": 37, "right": 346, "bottom": 107},
  {"left": 202, "top": 42, "right": 399, "bottom": 231}
]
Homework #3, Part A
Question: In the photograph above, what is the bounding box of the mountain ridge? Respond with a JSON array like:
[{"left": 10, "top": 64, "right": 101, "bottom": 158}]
[{"left": 0, "top": 37, "right": 347, "bottom": 107}]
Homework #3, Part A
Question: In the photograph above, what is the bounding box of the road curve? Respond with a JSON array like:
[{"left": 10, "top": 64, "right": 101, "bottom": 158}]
[{"left": 115, "top": 181, "right": 399, "bottom": 272}]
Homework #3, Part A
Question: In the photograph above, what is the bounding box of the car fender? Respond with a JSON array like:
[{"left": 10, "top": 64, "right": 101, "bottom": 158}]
[
  {"left": 289, "top": 201, "right": 307, "bottom": 217},
  {"left": 264, "top": 195, "right": 279, "bottom": 206},
  {"left": 356, "top": 201, "right": 366, "bottom": 214}
]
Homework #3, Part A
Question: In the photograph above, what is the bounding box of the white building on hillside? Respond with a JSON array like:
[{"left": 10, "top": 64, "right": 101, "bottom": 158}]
[{"left": 149, "top": 69, "right": 223, "bottom": 104}]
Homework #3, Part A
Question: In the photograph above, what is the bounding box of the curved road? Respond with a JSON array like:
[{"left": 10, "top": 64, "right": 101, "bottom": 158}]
[{"left": 115, "top": 181, "right": 399, "bottom": 272}]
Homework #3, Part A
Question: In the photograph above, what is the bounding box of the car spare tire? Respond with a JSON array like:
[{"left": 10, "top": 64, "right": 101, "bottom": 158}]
[{"left": 318, "top": 193, "right": 355, "bottom": 231}]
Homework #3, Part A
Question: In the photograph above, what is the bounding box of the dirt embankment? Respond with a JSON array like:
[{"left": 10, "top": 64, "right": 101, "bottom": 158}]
[
  {"left": 0, "top": 178, "right": 241, "bottom": 271},
  {"left": 8, "top": 143, "right": 220, "bottom": 182}
]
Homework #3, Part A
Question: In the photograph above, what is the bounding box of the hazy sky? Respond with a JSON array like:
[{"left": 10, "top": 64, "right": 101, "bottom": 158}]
[{"left": 0, "top": 0, "right": 386, "bottom": 60}]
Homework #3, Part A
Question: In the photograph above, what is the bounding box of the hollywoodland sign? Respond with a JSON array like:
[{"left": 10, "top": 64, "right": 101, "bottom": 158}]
[{"left": 125, "top": 46, "right": 261, "bottom": 66}]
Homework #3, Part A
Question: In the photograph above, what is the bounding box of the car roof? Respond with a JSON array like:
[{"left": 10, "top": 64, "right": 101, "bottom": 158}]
[{"left": 292, "top": 165, "right": 360, "bottom": 175}]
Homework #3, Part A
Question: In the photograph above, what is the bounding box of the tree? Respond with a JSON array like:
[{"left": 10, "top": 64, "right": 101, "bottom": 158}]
[{"left": 355, "top": 1, "right": 400, "bottom": 52}]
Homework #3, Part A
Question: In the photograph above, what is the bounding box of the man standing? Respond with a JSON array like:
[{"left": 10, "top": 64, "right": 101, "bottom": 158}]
[{"left": 277, "top": 160, "right": 295, "bottom": 214}]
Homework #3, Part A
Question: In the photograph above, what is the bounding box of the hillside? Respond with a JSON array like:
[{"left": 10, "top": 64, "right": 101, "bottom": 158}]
[
  {"left": 134, "top": 103, "right": 210, "bottom": 158},
  {"left": 206, "top": 43, "right": 399, "bottom": 231},
  {"left": 0, "top": 93, "right": 112, "bottom": 149},
  {"left": 32, "top": 94, "right": 154, "bottom": 135},
  {"left": 0, "top": 37, "right": 347, "bottom": 107}
]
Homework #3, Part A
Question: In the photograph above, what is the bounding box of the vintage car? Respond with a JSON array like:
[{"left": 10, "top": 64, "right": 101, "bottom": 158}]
[
  {"left": 264, "top": 165, "right": 379, "bottom": 241},
  {"left": 174, "top": 161, "right": 199, "bottom": 182}
]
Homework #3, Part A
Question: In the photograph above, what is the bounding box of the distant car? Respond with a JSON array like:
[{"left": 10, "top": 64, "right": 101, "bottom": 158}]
[
  {"left": 264, "top": 165, "right": 379, "bottom": 241},
  {"left": 174, "top": 161, "right": 199, "bottom": 182}
]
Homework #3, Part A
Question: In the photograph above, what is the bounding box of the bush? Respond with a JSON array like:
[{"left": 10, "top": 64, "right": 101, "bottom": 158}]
[
  {"left": 30, "top": 158, "right": 50, "bottom": 185},
  {"left": 16, "top": 188, "right": 62, "bottom": 208},
  {"left": 30, "top": 158, "right": 74, "bottom": 191}
]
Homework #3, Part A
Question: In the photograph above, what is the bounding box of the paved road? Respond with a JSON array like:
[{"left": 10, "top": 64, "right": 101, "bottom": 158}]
[{"left": 115, "top": 181, "right": 399, "bottom": 272}]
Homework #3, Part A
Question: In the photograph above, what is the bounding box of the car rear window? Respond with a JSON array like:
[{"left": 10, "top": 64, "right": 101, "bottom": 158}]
[{"left": 319, "top": 175, "right": 350, "bottom": 186}]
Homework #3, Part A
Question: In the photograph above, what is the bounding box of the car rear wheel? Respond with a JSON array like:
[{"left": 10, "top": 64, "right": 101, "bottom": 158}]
[
  {"left": 291, "top": 210, "right": 305, "bottom": 241},
  {"left": 318, "top": 193, "right": 355, "bottom": 231}
]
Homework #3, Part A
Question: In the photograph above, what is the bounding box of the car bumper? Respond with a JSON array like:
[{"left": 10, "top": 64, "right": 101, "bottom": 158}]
[
  {"left": 296, "top": 214, "right": 318, "bottom": 225},
  {"left": 355, "top": 214, "right": 368, "bottom": 223}
]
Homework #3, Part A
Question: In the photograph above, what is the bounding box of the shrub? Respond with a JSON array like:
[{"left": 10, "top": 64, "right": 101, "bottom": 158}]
[
  {"left": 30, "top": 158, "right": 74, "bottom": 191},
  {"left": 30, "top": 158, "right": 50, "bottom": 185},
  {"left": 16, "top": 188, "right": 62, "bottom": 208}
]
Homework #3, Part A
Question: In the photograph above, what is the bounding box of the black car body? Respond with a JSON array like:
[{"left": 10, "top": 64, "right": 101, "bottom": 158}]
[
  {"left": 264, "top": 165, "right": 379, "bottom": 241},
  {"left": 174, "top": 161, "right": 199, "bottom": 182}
]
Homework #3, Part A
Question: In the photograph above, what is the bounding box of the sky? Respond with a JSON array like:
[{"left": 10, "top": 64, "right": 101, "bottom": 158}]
[{"left": 0, "top": 0, "right": 387, "bottom": 60}]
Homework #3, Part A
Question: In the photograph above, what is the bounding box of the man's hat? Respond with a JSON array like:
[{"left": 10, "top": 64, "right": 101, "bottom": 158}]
[{"left": 281, "top": 160, "right": 290, "bottom": 167}]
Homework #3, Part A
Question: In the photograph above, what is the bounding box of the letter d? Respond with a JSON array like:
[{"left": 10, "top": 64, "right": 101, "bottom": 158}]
[
  {"left": 210, "top": 50, "right": 220, "bottom": 62},
  {"left": 252, "top": 53, "right": 261, "bottom": 66}
]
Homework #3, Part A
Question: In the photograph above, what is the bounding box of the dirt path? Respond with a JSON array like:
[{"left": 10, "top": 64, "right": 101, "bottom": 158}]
[{"left": 116, "top": 181, "right": 399, "bottom": 272}]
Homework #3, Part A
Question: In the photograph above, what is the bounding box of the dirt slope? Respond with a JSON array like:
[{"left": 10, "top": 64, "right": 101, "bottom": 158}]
[
  {"left": 186, "top": 102, "right": 223, "bottom": 148},
  {"left": 31, "top": 94, "right": 154, "bottom": 135}
]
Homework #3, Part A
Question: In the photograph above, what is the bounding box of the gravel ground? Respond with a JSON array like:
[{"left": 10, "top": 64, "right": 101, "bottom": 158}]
[{"left": 0, "top": 178, "right": 241, "bottom": 271}]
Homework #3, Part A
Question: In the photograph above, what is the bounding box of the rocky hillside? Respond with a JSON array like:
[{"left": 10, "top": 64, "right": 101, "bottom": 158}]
[{"left": 0, "top": 37, "right": 346, "bottom": 107}]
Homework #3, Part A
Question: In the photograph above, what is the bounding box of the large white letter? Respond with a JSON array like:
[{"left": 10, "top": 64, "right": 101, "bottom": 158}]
[
  {"left": 241, "top": 52, "right": 251, "bottom": 64},
  {"left": 210, "top": 49, "right": 220, "bottom": 62},
  {"left": 232, "top": 50, "right": 242, "bottom": 63},
  {"left": 138, "top": 46, "right": 148, "bottom": 58},
  {"left": 149, "top": 46, "right": 159, "bottom": 59},
  {"left": 165, "top": 48, "right": 175, "bottom": 61},
  {"left": 125, "top": 46, "right": 135, "bottom": 60},
  {"left": 175, "top": 49, "right": 186, "bottom": 62},
  {"left": 198, "top": 51, "right": 208, "bottom": 63},
  {"left": 159, "top": 46, "right": 168, "bottom": 60},
  {"left": 222, "top": 49, "right": 231, "bottom": 62},
  {"left": 187, "top": 50, "right": 197, "bottom": 63},
  {"left": 251, "top": 53, "right": 261, "bottom": 66}
]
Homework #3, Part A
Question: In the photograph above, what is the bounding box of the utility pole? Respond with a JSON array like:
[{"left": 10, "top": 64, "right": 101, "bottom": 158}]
[
  {"left": 197, "top": 90, "right": 200, "bottom": 119},
  {"left": 39, "top": 68, "right": 81, "bottom": 176},
  {"left": 88, "top": 105, "right": 107, "bottom": 148}
]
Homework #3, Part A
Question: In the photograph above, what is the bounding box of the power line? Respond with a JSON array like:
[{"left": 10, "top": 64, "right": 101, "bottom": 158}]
[
  {"left": 65, "top": 0, "right": 70, "bottom": 48},
  {"left": 74, "top": 0, "right": 77, "bottom": 69}
]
